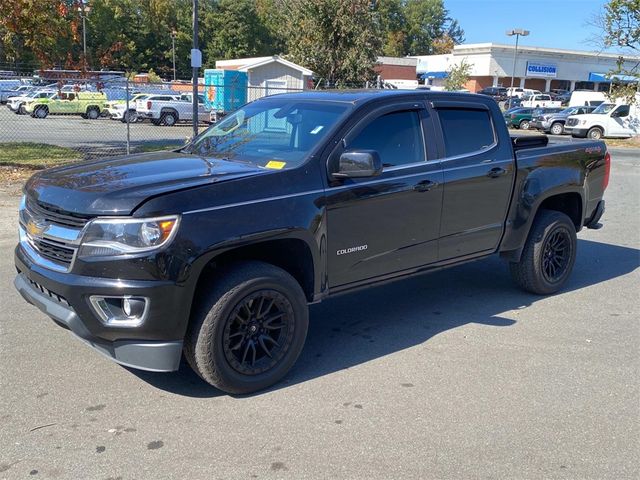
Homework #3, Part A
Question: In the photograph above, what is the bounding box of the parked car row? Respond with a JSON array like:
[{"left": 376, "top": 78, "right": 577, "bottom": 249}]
[
  {"left": 503, "top": 97, "right": 639, "bottom": 139},
  {"left": 3, "top": 87, "right": 211, "bottom": 126}
]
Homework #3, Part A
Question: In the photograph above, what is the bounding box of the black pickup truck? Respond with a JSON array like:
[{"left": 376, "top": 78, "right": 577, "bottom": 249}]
[{"left": 14, "top": 90, "right": 609, "bottom": 394}]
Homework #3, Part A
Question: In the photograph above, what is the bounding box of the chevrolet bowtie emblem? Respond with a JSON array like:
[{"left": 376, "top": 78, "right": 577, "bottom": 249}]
[{"left": 26, "top": 218, "right": 48, "bottom": 237}]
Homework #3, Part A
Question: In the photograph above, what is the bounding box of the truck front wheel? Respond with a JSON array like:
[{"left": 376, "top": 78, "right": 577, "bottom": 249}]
[
  {"left": 550, "top": 122, "right": 564, "bottom": 135},
  {"left": 509, "top": 210, "right": 577, "bottom": 295},
  {"left": 184, "top": 261, "right": 309, "bottom": 394},
  {"left": 587, "top": 127, "right": 603, "bottom": 140}
]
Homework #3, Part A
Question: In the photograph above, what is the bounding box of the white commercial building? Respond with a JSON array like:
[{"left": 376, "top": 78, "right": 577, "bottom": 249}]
[{"left": 412, "top": 43, "right": 640, "bottom": 93}]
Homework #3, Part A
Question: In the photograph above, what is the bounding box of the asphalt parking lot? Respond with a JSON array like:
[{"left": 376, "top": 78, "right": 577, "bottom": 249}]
[
  {"left": 0, "top": 106, "right": 199, "bottom": 155},
  {"left": 0, "top": 150, "right": 638, "bottom": 479}
]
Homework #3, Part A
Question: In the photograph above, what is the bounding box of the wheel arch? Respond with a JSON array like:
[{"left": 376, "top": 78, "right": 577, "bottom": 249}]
[
  {"left": 192, "top": 236, "right": 317, "bottom": 304},
  {"left": 500, "top": 188, "right": 584, "bottom": 262}
]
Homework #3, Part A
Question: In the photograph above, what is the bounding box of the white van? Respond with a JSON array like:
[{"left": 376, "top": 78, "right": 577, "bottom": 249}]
[
  {"left": 568, "top": 91, "right": 606, "bottom": 107},
  {"left": 564, "top": 101, "right": 640, "bottom": 139}
]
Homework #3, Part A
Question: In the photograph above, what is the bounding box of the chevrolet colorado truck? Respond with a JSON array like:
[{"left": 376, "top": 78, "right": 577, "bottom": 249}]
[{"left": 14, "top": 90, "right": 609, "bottom": 394}]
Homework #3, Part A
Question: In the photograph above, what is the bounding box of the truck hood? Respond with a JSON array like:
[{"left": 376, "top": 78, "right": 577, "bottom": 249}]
[{"left": 25, "top": 151, "right": 265, "bottom": 216}]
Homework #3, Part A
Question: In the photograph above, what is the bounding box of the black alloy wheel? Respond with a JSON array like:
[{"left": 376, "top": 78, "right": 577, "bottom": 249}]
[
  {"left": 541, "top": 228, "right": 572, "bottom": 283},
  {"left": 222, "top": 290, "right": 294, "bottom": 375}
]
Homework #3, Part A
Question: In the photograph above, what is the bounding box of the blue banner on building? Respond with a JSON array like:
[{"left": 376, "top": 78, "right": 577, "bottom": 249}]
[{"left": 526, "top": 62, "right": 557, "bottom": 78}]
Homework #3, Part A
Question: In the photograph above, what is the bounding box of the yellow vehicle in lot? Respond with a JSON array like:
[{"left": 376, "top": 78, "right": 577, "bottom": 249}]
[{"left": 24, "top": 91, "right": 107, "bottom": 119}]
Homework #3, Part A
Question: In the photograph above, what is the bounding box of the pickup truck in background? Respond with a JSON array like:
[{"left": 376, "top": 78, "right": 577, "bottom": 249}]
[
  {"left": 23, "top": 91, "right": 107, "bottom": 119},
  {"left": 14, "top": 90, "right": 609, "bottom": 394},
  {"left": 135, "top": 93, "right": 209, "bottom": 126},
  {"left": 565, "top": 102, "right": 639, "bottom": 139},
  {"left": 520, "top": 94, "right": 562, "bottom": 108}
]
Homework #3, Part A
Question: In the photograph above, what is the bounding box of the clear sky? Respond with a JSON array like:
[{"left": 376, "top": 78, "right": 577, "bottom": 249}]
[{"left": 446, "top": 0, "right": 619, "bottom": 53}]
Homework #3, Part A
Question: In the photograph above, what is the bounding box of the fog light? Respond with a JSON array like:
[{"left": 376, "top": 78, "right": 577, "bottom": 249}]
[{"left": 89, "top": 295, "right": 149, "bottom": 327}]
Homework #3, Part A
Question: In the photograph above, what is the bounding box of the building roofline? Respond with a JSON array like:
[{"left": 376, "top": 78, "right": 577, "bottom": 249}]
[
  {"left": 453, "top": 42, "right": 640, "bottom": 61},
  {"left": 237, "top": 56, "right": 314, "bottom": 75}
]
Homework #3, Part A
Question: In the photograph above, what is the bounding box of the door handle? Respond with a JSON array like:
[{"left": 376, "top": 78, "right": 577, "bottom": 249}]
[
  {"left": 487, "top": 167, "right": 507, "bottom": 178},
  {"left": 413, "top": 180, "right": 438, "bottom": 192}
]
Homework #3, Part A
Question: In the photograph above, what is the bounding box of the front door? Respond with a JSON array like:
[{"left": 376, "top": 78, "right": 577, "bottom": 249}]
[
  {"left": 325, "top": 103, "right": 443, "bottom": 288},
  {"left": 433, "top": 103, "right": 515, "bottom": 260}
]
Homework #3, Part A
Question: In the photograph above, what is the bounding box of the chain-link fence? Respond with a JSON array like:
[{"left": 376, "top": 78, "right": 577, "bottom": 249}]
[{"left": 0, "top": 74, "right": 331, "bottom": 173}]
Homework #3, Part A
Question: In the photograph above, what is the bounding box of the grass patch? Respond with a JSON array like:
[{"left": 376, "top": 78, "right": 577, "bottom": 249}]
[
  {"left": 134, "top": 141, "right": 184, "bottom": 153},
  {"left": 0, "top": 142, "right": 82, "bottom": 169}
]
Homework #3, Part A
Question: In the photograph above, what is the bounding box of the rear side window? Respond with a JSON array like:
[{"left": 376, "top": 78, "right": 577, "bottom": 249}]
[
  {"left": 349, "top": 110, "right": 425, "bottom": 168},
  {"left": 438, "top": 108, "right": 495, "bottom": 157}
]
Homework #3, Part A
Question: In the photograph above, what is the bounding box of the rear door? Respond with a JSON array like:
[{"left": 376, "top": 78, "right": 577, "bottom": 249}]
[
  {"left": 325, "top": 101, "right": 443, "bottom": 287},
  {"left": 432, "top": 101, "right": 515, "bottom": 260}
]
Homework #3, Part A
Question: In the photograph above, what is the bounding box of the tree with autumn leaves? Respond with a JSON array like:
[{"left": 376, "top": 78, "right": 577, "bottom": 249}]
[{"left": 0, "top": 0, "right": 464, "bottom": 84}]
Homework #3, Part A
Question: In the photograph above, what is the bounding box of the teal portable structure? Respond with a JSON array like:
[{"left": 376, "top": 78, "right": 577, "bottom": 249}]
[{"left": 203, "top": 69, "right": 248, "bottom": 113}]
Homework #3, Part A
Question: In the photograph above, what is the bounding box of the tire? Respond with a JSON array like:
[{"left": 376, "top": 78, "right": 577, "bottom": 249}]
[
  {"left": 86, "top": 107, "right": 100, "bottom": 119},
  {"left": 151, "top": 119, "right": 161, "bottom": 126},
  {"left": 33, "top": 106, "right": 48, "bottom": 118},
  {"left": 161, "top": 111, "right": 177, "bottom": 126},
  {"left": 184, "top": 261, "right": 309, "bottom": 394},
  {"left": 519, "top": 119, "right": 531, "bottom": 130},
  {"left": 17, "top": 105, "right": 26, "bottom": 115},
  {"left": 587, "top": 127, "right": 603, "bottom": 140},
  {"left": 510, "top": 210, "right": 577, "bottom": 295},
  {"left": 122, "top": 110, "right": 137, "bottom": 123},
  {"left": 550, "top": 122, "right": 564, "bottom": 135}
]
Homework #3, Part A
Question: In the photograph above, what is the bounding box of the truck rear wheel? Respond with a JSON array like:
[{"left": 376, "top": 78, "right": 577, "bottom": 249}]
[
  {"left": 519, "top": 119, "right": 531, "bottom": 130},
  {"left": 86, "top": 107, "right": 100, "bottom": 119},
  {"left": 510, "top": 210, "right": 577, "bottom": 295},
  {"left": 161, "top": 111, "right": 177, "bottom": 126},
  {"left": 33, "top": 106, "right": 48, "bottom": 119},
  {"left": 184, "top": 261, "right": 309, "bottom": 394}
]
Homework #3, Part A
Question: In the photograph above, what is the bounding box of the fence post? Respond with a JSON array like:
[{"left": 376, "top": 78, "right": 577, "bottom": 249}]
[{"left": 125, "top": 77, "right": 131, "bottom": 155}]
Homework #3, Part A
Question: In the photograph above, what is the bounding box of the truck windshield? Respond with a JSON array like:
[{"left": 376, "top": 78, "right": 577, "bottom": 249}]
[
  {"left": 184, "top": 99, "right": 349, "bottom": 168},
  {"left": 592, "top": 103, "right": 616, "bottom": 114}
]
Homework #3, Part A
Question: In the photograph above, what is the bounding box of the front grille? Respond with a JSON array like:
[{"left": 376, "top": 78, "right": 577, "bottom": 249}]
[
  {"left": 566, "top": 118, "right": 579, "bottom": 127},
  {"left": 30, "top": 237, "right": 75, "bottom": 267},
  {"left": 26, "top": 276, "right": 70, "bottom": 306},
  {"left": 26, "top": 197, "right": 89, "bottom": 229}
]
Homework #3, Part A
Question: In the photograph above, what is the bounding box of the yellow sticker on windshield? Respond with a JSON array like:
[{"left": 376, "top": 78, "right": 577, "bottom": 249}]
[{"left": 265, "top": 161, "right": 286, "bottom": 170}]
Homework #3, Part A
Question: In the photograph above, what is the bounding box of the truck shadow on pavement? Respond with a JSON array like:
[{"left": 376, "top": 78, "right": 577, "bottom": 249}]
[{"left": 128, "top": 238, "right": 639, "bottom": 397}]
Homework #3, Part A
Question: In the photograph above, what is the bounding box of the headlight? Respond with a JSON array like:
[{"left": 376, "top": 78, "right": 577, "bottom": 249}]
[{"left": 78, "top": 215, "right": 180, "bottom": 258}]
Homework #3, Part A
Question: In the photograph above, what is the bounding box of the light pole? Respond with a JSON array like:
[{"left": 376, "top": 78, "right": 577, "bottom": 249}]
[
  {"left": 506, "top": 28, "right": 529, "bottom": 110},
  {"left": 170, "top": 29, "right": 177, "bottom": 81},
  {"left": 78, "top": 3, "right": 91, "bottom": 72}
]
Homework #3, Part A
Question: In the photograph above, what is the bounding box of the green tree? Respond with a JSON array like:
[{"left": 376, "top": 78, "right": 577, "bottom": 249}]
[
  {"left": 0, "top": 0, "right": 78, "bottom": 70},
  {"left": 277, "top": 0, "right": 381, "bottom": 87},
  {"left": 444, "top": 59, "right": 471, "bottom": 91},
  {"left": 375, "top": 0, "right": 407, "bottom": 57},
  {"left": 600, "top": 0, "right": 640, "bottom": 102},
  {"left": 404, "top": 0, "right": 464, "bottom": 55},
  {"left": 202, "top": 0, "right": 276, "bottom": 63}
]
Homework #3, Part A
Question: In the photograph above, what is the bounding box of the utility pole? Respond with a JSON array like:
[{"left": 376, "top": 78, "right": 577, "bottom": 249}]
[
  {"left": 78, "top": 3, "right": 91, "bottom": 72},
  {"left": 506, "top": 29, "right": 530, "bottom": 111},
  {"left": 192, "top": 0, "right": 201, "bottom": 139},
  {"left": 171, "top": 29, "right": 177, "bottom": 82}
]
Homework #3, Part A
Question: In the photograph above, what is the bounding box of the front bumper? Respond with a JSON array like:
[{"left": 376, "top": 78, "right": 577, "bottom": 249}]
[
  {"left": 14, "top": 247, "right": 185, "bottom": 372},
  {"left": 568, "top": 127, "right": 589, "bottom": 138}
]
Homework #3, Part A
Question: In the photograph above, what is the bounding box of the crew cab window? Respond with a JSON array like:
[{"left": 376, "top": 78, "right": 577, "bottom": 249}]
[
  {"left": 348, "top": 111, "right": 425, "bottom": 168},
  {"left": 438, "top": 108, "right": 495, "bottom": 157}
]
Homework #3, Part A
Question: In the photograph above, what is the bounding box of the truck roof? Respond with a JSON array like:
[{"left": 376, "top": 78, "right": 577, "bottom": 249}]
[{"left": 258, "top": 89, "right": 479, "bottom": 105}]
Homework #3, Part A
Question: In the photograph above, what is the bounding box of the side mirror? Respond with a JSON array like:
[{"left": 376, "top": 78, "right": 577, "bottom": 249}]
[{"left": 332, "top": 150, "right": 383, "bottom": 178}]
